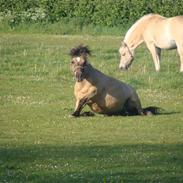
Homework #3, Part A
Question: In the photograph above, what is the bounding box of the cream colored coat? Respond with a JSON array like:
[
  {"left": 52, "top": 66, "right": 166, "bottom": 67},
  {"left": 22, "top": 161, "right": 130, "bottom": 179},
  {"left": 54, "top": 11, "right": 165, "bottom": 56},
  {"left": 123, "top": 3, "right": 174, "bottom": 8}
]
[
  {"left": 72, "top": 63, "right": 143, "bottom": 116},
  {"left": 119, "top": 14, "right": 183, "bottom": 72}
]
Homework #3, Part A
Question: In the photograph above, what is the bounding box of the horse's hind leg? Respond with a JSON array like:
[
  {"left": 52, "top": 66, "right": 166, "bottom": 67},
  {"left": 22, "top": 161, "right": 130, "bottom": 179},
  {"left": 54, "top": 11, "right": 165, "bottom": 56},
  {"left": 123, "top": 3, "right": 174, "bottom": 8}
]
[
  {"left": 146, "top": 42, "right": 161, "bottom": 71},
  {"left": 126, "top": 94, "right": 144, "bottom": 115},
  {"left": 177, "top": 43, "right": 183, "bottom": 72}
]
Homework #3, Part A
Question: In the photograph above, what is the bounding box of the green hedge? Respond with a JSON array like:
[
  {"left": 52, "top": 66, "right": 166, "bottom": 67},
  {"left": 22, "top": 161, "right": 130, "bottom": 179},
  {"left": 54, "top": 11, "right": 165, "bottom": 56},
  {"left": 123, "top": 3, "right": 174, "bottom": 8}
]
[{"left": 0, "top": 0, "right": 183, "bottom": 27}]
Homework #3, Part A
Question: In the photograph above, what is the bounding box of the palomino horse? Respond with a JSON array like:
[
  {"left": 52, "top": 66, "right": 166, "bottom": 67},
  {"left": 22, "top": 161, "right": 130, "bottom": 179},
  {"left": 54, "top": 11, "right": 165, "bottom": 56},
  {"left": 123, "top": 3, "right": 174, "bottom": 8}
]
[
  {"left": 119, "top": 13, "right": 183, "bottom": 72},
  {"left": 70, "top": 45, "right": 158, "bottom": 117}
]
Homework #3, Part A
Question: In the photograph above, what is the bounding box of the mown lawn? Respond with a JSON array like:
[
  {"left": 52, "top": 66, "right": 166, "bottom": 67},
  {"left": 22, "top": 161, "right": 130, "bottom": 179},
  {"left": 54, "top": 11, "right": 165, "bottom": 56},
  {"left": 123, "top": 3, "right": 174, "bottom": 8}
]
[{"left": 0, "top": 33, "right": 183, "bottom": 183}]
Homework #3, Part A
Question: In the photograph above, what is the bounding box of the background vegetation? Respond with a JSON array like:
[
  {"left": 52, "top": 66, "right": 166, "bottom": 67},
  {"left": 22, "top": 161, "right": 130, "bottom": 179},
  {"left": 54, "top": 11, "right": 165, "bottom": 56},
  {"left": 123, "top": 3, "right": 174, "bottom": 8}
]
[{"left": 1, "top": 0, "right": 183, "bottom": 35}]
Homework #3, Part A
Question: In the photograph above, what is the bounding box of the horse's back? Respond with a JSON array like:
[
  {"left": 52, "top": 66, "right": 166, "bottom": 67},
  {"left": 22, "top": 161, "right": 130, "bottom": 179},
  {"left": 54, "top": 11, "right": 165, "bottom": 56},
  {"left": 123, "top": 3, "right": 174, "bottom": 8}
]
[
  {"left": 169, "top": 16, "right": 183, "bottom": 37},
  {"left": 98, "top": 71, "right": 136, "bottom": 101},
  {"left": 93, "top": 70, "right": 135, "bottom": 106},
  {"left": 143, "top": 14, "right": 183, "bottom": 48},
  {"left": 169, "top": 16, "right": 183, "bottom": 30},
  {"left": 170, "top": 15, "right": 183, "bottom": 22},
  {"left": 143, "top": 14, "right": 183, "bottom": 30}
]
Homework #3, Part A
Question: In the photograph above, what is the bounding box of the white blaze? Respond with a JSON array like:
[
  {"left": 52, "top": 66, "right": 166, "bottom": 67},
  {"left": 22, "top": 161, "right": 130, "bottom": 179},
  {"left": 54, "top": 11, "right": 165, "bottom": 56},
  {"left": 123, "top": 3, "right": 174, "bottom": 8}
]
[{"left": 76, "top": 57, "right": 80, "bottom": 62}]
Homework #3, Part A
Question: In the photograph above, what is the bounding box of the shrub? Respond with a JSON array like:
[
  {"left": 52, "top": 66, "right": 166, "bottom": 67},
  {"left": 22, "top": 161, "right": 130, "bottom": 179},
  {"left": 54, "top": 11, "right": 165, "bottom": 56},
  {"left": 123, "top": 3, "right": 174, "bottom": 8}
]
[{"left": 0, "top": 0, "right": 183, "bottom": 28}]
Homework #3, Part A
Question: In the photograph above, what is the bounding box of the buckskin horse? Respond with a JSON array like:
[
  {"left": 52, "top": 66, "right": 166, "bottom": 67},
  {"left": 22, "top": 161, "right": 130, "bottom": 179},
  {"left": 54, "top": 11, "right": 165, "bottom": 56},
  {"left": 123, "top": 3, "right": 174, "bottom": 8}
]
[{"left": 70, "top": 45, "right": 159, "bottom": 117}]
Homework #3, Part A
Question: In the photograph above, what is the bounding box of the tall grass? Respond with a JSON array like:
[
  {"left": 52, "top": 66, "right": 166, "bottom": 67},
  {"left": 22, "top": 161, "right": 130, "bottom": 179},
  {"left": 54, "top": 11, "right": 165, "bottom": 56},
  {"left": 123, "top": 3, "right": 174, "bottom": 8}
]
[
  {"left": 0, "top": 21, "right": 128, "bottom": 36},
  {"left": 0, "top": 34, "right": 183, "bottom": 183}
]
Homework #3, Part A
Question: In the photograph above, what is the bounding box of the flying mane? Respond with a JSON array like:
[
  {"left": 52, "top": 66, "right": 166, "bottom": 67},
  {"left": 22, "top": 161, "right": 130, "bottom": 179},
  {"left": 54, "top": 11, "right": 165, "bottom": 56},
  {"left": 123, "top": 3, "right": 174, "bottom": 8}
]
[{"left": 70, "top": 45, "right": 91, "bottom": 57}]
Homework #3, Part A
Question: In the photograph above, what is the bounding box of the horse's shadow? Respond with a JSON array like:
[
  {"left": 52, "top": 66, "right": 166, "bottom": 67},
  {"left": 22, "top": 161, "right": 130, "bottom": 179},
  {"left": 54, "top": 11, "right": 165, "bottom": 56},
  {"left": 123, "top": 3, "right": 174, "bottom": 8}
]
[{"left": 79, "top": 109, "right": 180, "bottom": 117}]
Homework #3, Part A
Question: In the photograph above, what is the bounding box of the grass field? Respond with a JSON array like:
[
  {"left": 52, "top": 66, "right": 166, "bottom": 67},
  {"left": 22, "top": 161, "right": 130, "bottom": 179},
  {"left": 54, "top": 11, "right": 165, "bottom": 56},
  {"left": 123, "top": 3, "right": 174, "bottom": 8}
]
[{"left": 0, "top": 33, "right": 183, "bottom": 183}]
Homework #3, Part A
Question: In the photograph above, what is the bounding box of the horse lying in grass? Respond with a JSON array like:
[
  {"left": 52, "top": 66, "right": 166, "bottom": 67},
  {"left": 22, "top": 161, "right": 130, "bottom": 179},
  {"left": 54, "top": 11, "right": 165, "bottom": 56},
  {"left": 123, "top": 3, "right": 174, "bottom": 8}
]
[
  {"left": 70, "top": 45, "right": 159, "bottom": 117},
  {"left": 119, "top": 13, "right": 183, "bottom": 72}
]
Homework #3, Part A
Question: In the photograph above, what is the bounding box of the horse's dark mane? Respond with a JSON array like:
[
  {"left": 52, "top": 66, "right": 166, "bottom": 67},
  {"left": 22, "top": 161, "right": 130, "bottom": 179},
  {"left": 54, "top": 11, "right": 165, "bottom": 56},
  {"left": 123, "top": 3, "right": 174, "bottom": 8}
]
[{"left": 70, "top": 45, "right": 91, "bottom": 57}]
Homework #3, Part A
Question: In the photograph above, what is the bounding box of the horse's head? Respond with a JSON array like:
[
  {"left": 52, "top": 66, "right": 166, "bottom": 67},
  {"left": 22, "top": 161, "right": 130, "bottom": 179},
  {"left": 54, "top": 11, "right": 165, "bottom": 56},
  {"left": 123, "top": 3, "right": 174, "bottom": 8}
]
[
  {"left": 70, "top": 56, "right": 86, "bottom": 82},
  {"left": 119, "top": 42, "right": 134, "bottom": 70},
  {"left": 70, "top": 45, "right": 91, "bottom": 82}
]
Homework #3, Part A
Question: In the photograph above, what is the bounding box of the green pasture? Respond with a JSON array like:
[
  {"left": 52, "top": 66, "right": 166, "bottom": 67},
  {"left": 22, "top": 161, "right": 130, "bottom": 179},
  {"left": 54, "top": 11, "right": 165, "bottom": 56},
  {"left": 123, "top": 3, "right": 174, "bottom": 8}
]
[{"left": 0, "top": 33, "right": 183, "bottom": 183}]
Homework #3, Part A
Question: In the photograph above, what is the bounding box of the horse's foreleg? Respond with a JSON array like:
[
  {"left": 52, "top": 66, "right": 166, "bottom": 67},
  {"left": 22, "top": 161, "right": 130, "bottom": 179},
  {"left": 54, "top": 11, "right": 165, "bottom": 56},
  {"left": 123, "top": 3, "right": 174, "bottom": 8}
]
[
  {"left": 146, "top": 42, "right": 161, "bottom": 71},
  {"left": 72, "top": 98, "right": 88, "bottom": 117},
  {"left": 177, "top": 44, "right": 183, "bottom": 72},
  {"left": 180, "top": 59, "right": 183, "bottom": 72},
  {"left": 72, "top": 88, "right": 97, "bottom": 117}
]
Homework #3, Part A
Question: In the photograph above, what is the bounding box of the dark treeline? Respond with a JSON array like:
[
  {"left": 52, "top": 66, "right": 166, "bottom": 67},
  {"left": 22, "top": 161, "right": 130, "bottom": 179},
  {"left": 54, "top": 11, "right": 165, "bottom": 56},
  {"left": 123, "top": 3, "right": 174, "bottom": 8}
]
[{"left": 0, "top": 0, "right": 183, "bottom": 27}]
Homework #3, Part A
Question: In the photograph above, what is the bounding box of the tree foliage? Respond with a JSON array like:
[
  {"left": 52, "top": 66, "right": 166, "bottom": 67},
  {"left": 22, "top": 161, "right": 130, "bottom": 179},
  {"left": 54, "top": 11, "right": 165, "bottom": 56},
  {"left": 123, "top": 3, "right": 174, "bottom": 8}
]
[{"left": 0, "top": 0, "right": 183, "bottom": 27}]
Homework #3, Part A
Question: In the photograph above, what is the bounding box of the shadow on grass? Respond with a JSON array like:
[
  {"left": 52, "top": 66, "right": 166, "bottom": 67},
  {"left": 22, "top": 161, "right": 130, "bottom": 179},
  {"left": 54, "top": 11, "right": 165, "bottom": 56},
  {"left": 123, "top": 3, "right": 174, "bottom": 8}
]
[
  {"left": 0, "top": 144, "right": 183, "bottom": 183},
  {"left": 77, "top": 108, "right": 180, "bottom": 118}
]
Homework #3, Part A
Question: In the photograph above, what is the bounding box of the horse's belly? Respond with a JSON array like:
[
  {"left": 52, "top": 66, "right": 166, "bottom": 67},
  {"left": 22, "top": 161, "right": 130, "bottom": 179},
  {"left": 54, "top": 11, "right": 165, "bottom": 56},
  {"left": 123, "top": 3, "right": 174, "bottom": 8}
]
[
  {"left": 153, "top": 21, "right": 177, "bottom": 49},
  {"left": 88, "top": 94, "right": 124, "bottom": 114},
  {"left": 105, "top": 95, "right": 123, "bottom": 109},
  {"left": 88, "top": 102, "right": 103, "bottom": 113},
  {"left": 155, "top": 39, "right": 176, "bottom": 49}
]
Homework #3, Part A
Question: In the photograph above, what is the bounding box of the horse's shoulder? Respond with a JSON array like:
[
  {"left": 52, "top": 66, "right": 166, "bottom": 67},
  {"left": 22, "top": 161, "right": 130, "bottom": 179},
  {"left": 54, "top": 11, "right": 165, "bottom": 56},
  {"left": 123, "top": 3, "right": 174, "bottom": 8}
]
[
  {"left": 74, "top": 80, "right": 89, "bottom": 90},
  {"left": 74, "top": 80, "right": 96, "bottom": 97}
]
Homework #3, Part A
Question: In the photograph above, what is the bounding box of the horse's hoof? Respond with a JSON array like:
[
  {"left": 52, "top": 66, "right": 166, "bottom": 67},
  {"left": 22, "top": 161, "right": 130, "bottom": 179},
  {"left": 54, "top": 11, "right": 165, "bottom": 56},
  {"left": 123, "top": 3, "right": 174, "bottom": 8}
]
[
  {"left": 70, "top": 112, "right": 80, "bottom": 117},
  {"left": 146, "top": 111, "right": 153, "bottom": 116},
  {"left": 81, "top": 111, "right": 95, "bottom": 117},
  {"left": 140, "top": 112, "right": 145, "bottom": 116}
]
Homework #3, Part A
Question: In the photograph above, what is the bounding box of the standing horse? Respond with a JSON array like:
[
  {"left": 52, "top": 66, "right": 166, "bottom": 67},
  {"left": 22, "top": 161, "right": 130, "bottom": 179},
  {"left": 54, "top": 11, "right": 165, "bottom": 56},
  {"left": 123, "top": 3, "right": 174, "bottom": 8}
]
[
  {"left": 70, "top": 45, "right": 158, "bottom": 117},
  {"left": 119, "top": 13, "right": 183, "bottom": 72}
]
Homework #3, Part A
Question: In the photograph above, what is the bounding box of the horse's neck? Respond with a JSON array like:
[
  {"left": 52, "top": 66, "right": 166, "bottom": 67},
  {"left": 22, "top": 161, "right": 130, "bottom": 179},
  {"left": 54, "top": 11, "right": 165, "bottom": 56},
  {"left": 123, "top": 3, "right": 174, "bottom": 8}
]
[
  {"left": 84, "top": 63, "right": 99, "bottom": 84},
  {"left": 124, "top": 15, "right": 150, "bottom": 49},
  {"left": 124, "top": 28, "right": 144, "bottom": 49}
]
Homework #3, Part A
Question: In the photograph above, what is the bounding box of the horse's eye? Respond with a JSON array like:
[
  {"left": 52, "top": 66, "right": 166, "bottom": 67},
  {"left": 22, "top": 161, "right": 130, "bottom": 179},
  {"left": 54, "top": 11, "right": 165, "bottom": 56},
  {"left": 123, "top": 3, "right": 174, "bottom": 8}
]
[
  {"left": 71, "top": 60, "right": 74, "bottom": 64},
  {"left": 122, "top": 53, "right": 126, "bottom": 56}
]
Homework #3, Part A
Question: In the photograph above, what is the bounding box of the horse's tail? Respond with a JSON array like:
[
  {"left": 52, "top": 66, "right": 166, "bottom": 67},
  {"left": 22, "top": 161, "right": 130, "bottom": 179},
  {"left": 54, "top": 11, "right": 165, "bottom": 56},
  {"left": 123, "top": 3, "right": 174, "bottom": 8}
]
[{"left": 143, "top": 106, "right": 162, "bottom": 115}]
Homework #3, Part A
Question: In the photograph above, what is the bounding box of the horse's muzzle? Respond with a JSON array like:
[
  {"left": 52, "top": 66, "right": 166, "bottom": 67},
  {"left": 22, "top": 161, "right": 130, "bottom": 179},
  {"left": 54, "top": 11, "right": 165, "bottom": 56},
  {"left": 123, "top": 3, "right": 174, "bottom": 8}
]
[
  {"left": 75, "top": 72, "right": 83, "bottom": 82},
  {"left": 76, "top": 77, "right": 83, "bottom": 82},
  {"left": 119, "top": 65, "right": 128, "bottom": 71}
]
